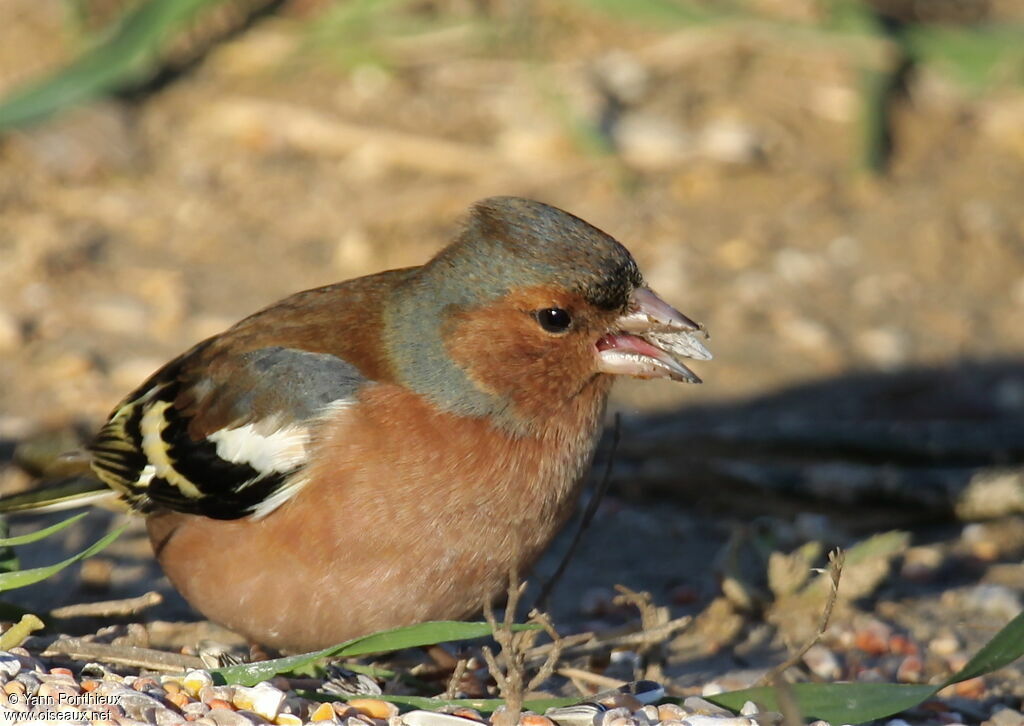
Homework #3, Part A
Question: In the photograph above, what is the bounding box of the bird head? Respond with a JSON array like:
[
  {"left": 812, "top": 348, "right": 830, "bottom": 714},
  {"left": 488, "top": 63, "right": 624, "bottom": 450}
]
[{"left": 387, "top": 197, "right": 711, "bottom": 429}]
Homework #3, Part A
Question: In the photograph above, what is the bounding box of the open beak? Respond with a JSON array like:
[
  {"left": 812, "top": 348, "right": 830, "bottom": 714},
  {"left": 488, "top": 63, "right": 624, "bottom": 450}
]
[{"left": 596, "top": 287, "right": 712, "bottom": 384}]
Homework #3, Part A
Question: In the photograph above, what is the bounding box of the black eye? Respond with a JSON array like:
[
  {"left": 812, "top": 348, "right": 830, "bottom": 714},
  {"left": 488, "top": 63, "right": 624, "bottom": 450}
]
[{"left": 536, "top": 308, "right": 572, "bottom": 333}]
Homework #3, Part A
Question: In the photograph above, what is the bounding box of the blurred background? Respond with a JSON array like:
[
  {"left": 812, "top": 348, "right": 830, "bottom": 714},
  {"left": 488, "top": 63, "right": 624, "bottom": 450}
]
[{"left": 1, "top": 0, "right": 1024, "bottom": 709}]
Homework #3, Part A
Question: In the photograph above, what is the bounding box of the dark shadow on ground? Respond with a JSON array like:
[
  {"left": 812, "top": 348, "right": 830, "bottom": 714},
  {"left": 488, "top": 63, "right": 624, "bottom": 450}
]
[{"left": 603, "top": 358, "right": 1024, "bottom": 528}]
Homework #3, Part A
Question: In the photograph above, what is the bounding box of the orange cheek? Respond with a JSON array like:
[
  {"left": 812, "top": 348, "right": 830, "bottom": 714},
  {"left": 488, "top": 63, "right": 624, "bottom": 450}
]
[{"left": 446, "top": 314, "right": 599, "bottom": 417}]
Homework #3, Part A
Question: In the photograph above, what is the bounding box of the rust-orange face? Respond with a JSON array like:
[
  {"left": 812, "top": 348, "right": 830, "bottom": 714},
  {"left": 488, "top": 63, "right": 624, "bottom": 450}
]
[{"left": 443, "top": 281, "right": 711, "bottom": 421}]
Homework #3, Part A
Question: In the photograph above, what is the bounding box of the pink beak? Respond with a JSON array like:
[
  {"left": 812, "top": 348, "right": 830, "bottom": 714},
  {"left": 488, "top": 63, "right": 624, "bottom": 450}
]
[{"left": 596, "top": 287, "right": 711, "bottom": 384}]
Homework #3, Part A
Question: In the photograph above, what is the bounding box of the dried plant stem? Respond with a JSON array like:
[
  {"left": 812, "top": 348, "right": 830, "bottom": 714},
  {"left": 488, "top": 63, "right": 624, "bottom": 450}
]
[
  {"left": 759, "top": 548, "right": 846, "bottom": 687},
  {"left": 443, "top": 658, "right": 469, "bottom": 700},
  {"left": 526, "top": 615, "right": 692, "bottom": 663},
  {"left": 42, "top": 638, "right": 204, "bottom": 672},
  {"left": 612, "top": 585, "right": 670, "bottom": 680},
  {"left": 50, "top": 591, "right": 163, "bottom": 619},
  {"left": 555, "top": 667, "right": 625, "bottom": 689},
  {"left": 483, "top": 572, "right": 564, "bottom": 726}
]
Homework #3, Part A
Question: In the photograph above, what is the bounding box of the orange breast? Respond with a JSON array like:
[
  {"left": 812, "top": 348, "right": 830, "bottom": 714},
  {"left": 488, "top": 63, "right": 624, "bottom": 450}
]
[{"left": 148, "top": 379, "right": 611, "bottom": 651}]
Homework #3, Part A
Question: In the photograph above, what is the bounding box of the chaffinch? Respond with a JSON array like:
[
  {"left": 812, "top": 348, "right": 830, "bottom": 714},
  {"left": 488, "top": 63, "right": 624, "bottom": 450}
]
[{"left": 3, "top": 197, "right": 711, "bottom": 652}]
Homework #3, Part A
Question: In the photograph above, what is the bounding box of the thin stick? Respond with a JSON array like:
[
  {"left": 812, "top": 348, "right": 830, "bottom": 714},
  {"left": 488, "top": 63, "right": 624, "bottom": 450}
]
[
  {"left": 534, "top": 414, "right": 621, "bottom": 611},
  {"left": 525, "top": 610, "right": 562, "bottom": 691},
  {"left": 50, "top": 591, "right": 163, "bottom": 619},
  {"left": 483, "top": 572, "right": 564, "bottom": 726},
  {"left": 555, "top": 667, "right": 626, "bottom": 690},
  {"left": 526, "top": 615, "right": 692, "bottom": 662},
  {"left": 42, "top": 638, "right": 204, "bottom": 672},
  {"left": 759, "top": 548, "right": 846, "bottom": 686},
  {"left": 443, "top": 658, "right": 469, "bottom": 700}
]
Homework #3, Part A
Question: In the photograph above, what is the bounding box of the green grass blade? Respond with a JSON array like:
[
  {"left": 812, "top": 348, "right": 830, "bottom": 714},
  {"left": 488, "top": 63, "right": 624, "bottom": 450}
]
[
  {"left": 299, "top": 691, "right": 577, "bottom": 714},
  {"left": 940, "top": 608, "right": 1024, "bottom": 686},
  {"left": 0, "top": 519, "right": 17, "bottom": 575},
  {"left": 0, "top": 523, "right": 127, "bottom": 591},
  {"left": 0, "top": 513, "right": 88, "bottom": 547},
  {"left": 710, "top": 682, "right": 936, "bottom": 724},
  {"left": 0, "top": 0, "right": 223, "bottom": 131},
  {"left": 212, "top": 621, "right": 540, "bottom": 686},
  {"left": 710, "top": 609, "right": 1024, "bottom": 723}
]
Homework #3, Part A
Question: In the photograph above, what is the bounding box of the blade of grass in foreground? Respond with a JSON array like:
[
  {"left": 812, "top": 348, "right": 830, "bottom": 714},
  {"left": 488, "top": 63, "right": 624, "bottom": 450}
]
[
  {"left": 212, "top": 621, "right": 540, "bottom": 687},
  {"left": 710, "top": 608, "right": 1024, "bottom": 724},
  {"left": 0, "top": 512, "right": 88, "bottom": 547},
  {"left": 0, "top": 523, "right": 127, "bottom": 591}
]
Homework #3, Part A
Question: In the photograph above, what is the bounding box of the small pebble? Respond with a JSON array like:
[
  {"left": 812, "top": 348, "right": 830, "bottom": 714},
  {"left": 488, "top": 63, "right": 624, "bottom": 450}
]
[
  {"left": 184, "top": 670, "right": 215, "bottom": 697},
  {"left": 699, "top": 683, "right": 724, "bottom": 697},
  {"left": 403, "top": 710, "right": 484, "bottom": 726},
  {"left": 929, "top": 632, "right": 961, "bottom": 657},
  {"left": 896, "top": 655, "right": 923, "bottom": 683},
  {"left": 681, "top": 698, "right": 732, "bottom": 717},
  {"left": 449, "top": 708, "right": 484, "bottom": 722},
  {"left": 960, "top": 584, "right": 1023, "bottom": 621},
  {"left": 213, "top": 710, "right": 263, "bottom": 726},
  {"left": 986, "top": 707, "right": 1024, "bottom": 726},
  {"left": 168, "top": 690, "right": 194, "bottom": 709},
  {"left": 600, "top": 707, "right": 632, "bottom": 726},
  {"left": 803, "top": 643, "right": 841, "bottom": 680},
  {"left": 350, "top": 698, "right": 399, "bottom": 720},
  {"left": 120, "top": 689, "right": 172, "bottom": 721},
  {"left": 656, "top": 705, "right": 686, "bottom": 722},
  {"left": 953, "top": 676, "right": 987, "bottom": 699},
  {"left": 854, "top": 620, "right": 892, "bottom": 656},
  {"left": 183, "top": 701, "right": 212, "bottom": 717},
  {"left": 0, "top": 653, "right": 22, "bottom": 679},
  {"left": 520, "top": 716, "right": 556, "bottom": 726},
  {"left": 637, "top": 705, "right": 659, "bottom": 724},
  {"left": 155, "top": 709, "right": 189, "bottom": 726},
  {"left": 888, "top": 634, "right": 918, "bottom": 656},
  {"left": 311, "top": 702, "right": 340, "bottom": 722},
  {"left": 201, "top": 685, "right": 236, "bottom": 703}
]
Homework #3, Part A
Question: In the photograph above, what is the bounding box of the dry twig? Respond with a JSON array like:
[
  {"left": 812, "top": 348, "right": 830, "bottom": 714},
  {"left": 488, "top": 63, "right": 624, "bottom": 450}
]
[
  {"left": 443, "top": 658, "right": 469, "bottom": 700},
  {"left": 483, "top": 572, "right": 564, "bottom": 726},
  {"left": 42, "top": 638, "right": 204, "bottom": 672},
  {"left": 612, "top": 585, "right": 670, "bottom": 681},
  {"left": 49, "top": 591, "right": 163, "bottom": 619},
  {"left": 759, "top": 548, "right": 846, "bottom": 687},
  {"left": 526, "top": 615, "right": 692, "bottom": 664},
  {"left": 555, "top": 667, "right": 626, "bottom": 690}
]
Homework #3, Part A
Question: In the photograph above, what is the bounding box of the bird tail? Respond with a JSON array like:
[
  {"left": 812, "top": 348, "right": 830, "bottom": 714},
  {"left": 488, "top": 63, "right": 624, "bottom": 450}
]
[{"left": 0, "top": 477, "right": 119, "bottom": 514}]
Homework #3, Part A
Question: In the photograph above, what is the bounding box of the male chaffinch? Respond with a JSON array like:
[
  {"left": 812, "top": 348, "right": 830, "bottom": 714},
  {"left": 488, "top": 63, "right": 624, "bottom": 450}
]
[{"left": 3, "top": 197, "right": 710, "bottom": 652}]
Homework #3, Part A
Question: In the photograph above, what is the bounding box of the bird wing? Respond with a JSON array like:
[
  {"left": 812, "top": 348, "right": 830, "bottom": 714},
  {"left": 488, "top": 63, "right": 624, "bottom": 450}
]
[{"left": 90, "top": 344, "right": 366, "bottom": 520}]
